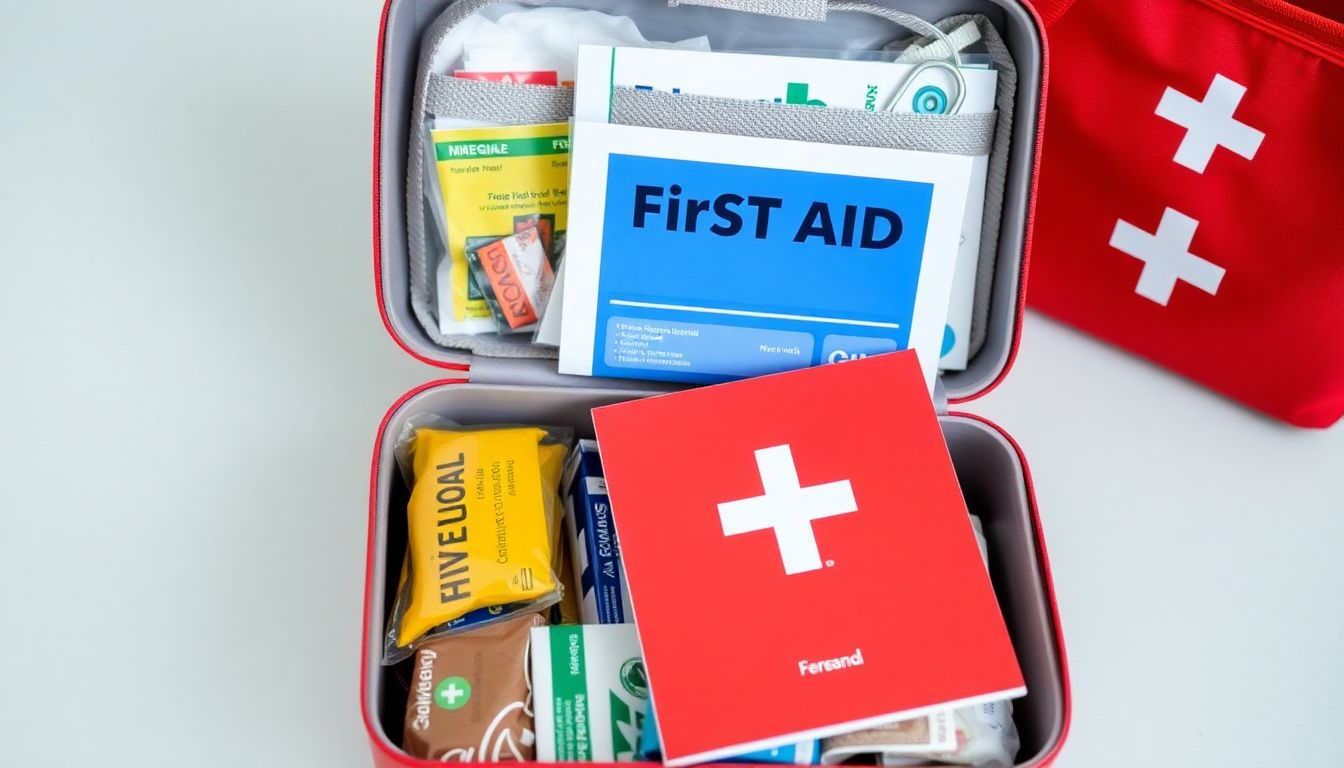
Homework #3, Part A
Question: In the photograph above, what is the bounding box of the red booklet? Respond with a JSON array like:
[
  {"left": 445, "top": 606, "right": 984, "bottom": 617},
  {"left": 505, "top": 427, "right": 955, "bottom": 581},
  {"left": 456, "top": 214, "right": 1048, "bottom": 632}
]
[{"left": 591, "top": 352, "right": 1025, "bottom": 765}]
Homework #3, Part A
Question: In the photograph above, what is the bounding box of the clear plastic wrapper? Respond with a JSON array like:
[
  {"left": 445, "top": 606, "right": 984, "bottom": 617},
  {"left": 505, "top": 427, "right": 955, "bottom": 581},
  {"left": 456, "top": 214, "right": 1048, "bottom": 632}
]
[
  {"left": 466, "top": 225, "right": 557, "bottom": 333},
  {"left": 383, "top": 417, "right": 573, "bottom": 664},
  {"left": 454, "top": 3, "right": 711, "bottom": 85},
  {"left": 402, "top": 613, "right": 545, "bottom": 761},
  {"left": 422, "top": 121, "right": 571, "bottom": 336}
]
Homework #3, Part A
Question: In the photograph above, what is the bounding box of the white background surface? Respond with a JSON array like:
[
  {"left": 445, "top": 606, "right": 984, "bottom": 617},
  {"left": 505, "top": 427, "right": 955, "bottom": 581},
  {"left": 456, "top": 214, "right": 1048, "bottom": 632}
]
[{"left": 1, "top": 2, "right": 1341, "bottom": 766}]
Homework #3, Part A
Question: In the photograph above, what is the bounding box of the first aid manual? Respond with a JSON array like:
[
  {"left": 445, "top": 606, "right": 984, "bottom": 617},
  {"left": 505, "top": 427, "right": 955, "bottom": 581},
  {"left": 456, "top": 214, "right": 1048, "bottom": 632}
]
[
  {"left": 590, "top": 352, "right": 1025, "bottom": 766},
  {"left": 558, "top": 119, "right": 972, "bottom": 390},
  {"left": 561, "top": 44, "right": 997, "bottom": 370}
]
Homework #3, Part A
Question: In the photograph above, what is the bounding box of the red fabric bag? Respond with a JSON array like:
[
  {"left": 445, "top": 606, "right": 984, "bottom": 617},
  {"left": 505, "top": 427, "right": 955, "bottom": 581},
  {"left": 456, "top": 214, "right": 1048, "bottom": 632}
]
[{"left": 1027, "top": 0, "right": 1344, "bottom": 427}]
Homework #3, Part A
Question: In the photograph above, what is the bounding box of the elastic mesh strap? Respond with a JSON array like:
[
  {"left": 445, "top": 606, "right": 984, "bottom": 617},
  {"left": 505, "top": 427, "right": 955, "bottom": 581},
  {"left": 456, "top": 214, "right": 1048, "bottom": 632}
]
[
  {"left": 426, "top": 74, "right": 574, "bottom": 123},
  {"left": 611, "top": 87, "right": 996, "bottom": 156},
  {"left": 669, "top": 0, "right": 827, "bottom": 21}
]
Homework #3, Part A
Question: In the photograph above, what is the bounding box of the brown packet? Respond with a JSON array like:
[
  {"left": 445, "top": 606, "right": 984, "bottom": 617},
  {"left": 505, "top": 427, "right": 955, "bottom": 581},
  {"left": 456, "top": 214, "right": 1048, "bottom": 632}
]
[{"left": 403, "top": 612, "right": 546, "bottom": 761}]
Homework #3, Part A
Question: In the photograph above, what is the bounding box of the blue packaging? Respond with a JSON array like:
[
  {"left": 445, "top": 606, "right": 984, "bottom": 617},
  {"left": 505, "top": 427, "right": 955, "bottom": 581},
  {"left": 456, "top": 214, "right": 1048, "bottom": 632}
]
[
  {"left": 638, "top": 706, "right": 818, "bottom": 764},
  {"left": 562, "top": 440, "right": 632, "bottom": 624}
]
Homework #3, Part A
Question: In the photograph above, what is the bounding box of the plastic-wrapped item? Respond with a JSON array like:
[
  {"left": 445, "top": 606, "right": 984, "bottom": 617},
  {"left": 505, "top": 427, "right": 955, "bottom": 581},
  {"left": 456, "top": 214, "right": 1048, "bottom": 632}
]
[
  {"left": 821, "top": 712, "right": 954, "bottom": 763},
  {"left": 423, "top": 122, "right": 571, "bottom": 336},
  {"left": 383, "top": 419, "right": 572, "bottom": 663},
  {"left": 881, "top": 701, "right": 1019, "bottom": 768},
  {"left": 402, "top": 613, "right": 545, "bottom": 761},
  {"left": 466, "top": 226, "right": 556, "bottom": 333},
  {"left": 455, "top": 4, "right": 711, "bottom": 84}
]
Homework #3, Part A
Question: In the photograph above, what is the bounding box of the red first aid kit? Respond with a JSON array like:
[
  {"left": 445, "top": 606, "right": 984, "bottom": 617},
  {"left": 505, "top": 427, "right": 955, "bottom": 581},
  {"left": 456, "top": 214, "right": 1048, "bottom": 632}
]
[
  {"left": 1027, "top": 0, "right": 1344, "bottom": 428},
  {"left": 364, "top": 1, "right": 1071, "bottom": 766}
]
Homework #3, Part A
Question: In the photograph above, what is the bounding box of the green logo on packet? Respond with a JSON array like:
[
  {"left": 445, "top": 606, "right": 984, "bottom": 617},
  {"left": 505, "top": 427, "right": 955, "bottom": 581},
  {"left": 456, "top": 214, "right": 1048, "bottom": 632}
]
[
  {"left": 609, "top": 690, "right": 645, "bottom": 761},
  {"left": 619, "top": 658, "right": 648, "bottom": 698},
  {"left": 435, "top": 676, "right": 472, "bottom": 710},
  {"left": 785, "top": 82, "right": 826, "bottom": 108}
]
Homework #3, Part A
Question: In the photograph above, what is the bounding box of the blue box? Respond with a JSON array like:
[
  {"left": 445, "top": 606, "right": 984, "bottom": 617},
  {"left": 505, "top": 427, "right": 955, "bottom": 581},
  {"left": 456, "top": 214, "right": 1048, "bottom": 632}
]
[{"left": 562, "top": 440, "right": 632, "bottom": 624}]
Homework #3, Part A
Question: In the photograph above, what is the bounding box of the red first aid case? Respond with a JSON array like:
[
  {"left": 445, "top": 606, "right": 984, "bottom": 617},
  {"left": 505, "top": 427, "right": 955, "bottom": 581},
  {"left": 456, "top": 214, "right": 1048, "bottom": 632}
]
[
  {"left": 364, "top": 1, "right": 1071, "bottom": 766},
  {"left": 1027, "top": 0, "right": 1344, "bottom": 428}
]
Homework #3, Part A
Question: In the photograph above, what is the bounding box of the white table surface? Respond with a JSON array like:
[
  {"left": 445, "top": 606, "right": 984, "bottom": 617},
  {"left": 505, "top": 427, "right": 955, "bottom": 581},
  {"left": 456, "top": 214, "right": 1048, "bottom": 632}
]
[{"left": 2, "top": 2, "right": 1341, "bottom": 766}]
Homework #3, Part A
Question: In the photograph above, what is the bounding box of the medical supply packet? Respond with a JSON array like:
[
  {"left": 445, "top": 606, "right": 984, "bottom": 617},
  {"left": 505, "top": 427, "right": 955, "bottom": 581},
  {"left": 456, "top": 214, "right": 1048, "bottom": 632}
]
[
  {"left": 531, "top": 623, "right": 650, "bottom": 762},
  {"left": 383, "top": 420, "right": 571, "bottom": 663},
  {"left": 558, "top": 119, "right": 971, "bottom": 391},
  {"left": 561, "top": 440, "right": 632, "bottom": 624},
  {"left": 567, "top": 44, "right": 996, "bottom": 370},
  {"left": 466, "top": 225, "right": 556, "bottom": 333},
  {"left": 401, "top": 613, "right": 544, "bottom": 762},
  {"left": 426, "top": 122, "right": 570, "bottom": 336}
]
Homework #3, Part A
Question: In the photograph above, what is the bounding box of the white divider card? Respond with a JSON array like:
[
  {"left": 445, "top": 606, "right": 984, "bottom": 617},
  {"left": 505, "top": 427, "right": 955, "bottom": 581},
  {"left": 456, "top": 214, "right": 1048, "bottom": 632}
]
[
  {"left": 571, "top": 44, "right": 998, "bottom": 370},
  {"left": 557, "top": 120, "right": 973, "bottom": 391}
]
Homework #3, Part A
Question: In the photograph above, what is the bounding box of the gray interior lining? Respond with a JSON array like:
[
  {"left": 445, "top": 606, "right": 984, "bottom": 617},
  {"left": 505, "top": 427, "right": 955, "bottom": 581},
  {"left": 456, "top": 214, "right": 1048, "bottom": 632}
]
[
  {"left": 361, "top": 383, "right": 1066, "bottom": 766},
  {"left": 383, "top": 0, "right": 1041, "bottom": 397}
]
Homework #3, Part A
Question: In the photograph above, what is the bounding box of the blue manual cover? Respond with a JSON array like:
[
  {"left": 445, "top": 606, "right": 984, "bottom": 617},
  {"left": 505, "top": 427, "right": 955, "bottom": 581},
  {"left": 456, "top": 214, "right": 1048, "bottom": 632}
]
[
  {"left": 562, "top": 440, "right": 631, "bottom": 623},
  {"left": 559, "top": 122, "right": 970, "bottom": 390}
]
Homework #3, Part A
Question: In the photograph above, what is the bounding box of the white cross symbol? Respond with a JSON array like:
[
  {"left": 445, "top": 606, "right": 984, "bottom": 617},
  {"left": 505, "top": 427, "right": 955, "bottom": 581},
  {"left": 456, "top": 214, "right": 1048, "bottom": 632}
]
[
  {"left": 440, "top": 682, "right": 466, "bottom": 706},
  {"left": 1155, "top": 74, "right": 1265, "bottom": 173},
  {"left": 717, "top": 444, "right": 857, "bottom": 575},
  {"left": 1110, "top": 208, "right": 1225, "bottom": 306}
]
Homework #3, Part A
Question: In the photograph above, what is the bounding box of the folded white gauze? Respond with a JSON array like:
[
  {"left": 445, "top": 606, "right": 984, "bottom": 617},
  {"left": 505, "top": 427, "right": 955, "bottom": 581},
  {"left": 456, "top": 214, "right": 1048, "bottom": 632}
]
[{"left": 460, "top": 5, "right": 711, "bottom": 83}]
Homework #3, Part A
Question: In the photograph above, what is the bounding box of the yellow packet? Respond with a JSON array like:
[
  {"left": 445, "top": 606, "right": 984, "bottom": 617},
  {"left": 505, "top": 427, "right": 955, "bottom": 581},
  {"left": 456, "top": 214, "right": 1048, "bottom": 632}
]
[
  {"left": 386, "top": 423, "right": 571, "bottom": 661},
  {"left": 430, "top": 123, "right": 570, "bottom": 332}
]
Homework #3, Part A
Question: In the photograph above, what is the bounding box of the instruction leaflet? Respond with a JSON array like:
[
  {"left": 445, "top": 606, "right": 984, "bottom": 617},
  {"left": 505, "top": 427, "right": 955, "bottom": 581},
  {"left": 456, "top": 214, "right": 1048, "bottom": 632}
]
[
  {"left": 558, "top": 120, "right": 971, "bottom": 391},
  {"left": 570, "top": 44, "right": 997, "bottom": 370}
]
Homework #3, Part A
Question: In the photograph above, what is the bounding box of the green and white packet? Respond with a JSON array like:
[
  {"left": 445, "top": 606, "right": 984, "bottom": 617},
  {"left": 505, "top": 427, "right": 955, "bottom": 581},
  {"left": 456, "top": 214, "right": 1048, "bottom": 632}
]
[{"left": 531, "top": 624, "right": 649, "bottom": 762}]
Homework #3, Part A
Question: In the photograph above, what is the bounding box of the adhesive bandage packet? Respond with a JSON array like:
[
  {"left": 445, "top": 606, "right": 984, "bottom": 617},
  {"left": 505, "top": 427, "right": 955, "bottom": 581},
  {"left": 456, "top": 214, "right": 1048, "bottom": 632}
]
[
  {"left": 531, "top": 623, "right": 650, "bottom": 762},
  {"left": 561, "top": 440, "right": 632, "bottom": 624},
  {"left": 564, "top": 44, "right": 997, "bottom": 371}
]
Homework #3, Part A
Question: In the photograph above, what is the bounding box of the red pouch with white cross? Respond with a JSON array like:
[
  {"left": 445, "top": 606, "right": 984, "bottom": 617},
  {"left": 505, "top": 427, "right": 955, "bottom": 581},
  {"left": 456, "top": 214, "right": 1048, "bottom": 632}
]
[{"left": 1027, "top": 0, "right": 1344, "bottom": 428}]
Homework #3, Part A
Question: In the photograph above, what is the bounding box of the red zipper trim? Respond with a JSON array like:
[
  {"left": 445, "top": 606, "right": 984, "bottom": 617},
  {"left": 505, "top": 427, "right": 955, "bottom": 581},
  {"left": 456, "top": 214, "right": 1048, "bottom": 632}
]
[
  {"left": 949, "top": 411, "right": 1073, "bottom": 767},
  {"left": 950, "top": 1, "right": 1049, "bottom": 406},
  {"left": 372, "top": 0, "right": 469, "bottom": 373},
  {"left": 1197, "top": 0, "right": 1344, "bottom": 65},
  {"left": 361, "top": 376, "right": 468, "bottom": 764}
]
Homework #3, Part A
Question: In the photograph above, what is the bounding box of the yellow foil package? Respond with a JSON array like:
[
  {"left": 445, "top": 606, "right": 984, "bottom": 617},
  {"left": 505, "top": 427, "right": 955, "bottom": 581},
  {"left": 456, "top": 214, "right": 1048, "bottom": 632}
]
[
  {"left": 429, "top": 122, "right": 570, "bottom": 335},
  {"left": 385, "top": 422, "right": 571, "bottom": 663}
]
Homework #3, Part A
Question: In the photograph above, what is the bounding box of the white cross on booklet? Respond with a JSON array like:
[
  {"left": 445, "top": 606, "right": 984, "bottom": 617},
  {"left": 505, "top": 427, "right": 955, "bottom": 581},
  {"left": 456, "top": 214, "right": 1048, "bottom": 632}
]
[
  {"left": 717, "top": 444, "right": 857, "bottom": 575},
  {"left": 1111, "top": 207, "right": 1226, "bottom": 306},
  {"left": 1155, "top": 73, "right": 1265, "bottom": 173}
]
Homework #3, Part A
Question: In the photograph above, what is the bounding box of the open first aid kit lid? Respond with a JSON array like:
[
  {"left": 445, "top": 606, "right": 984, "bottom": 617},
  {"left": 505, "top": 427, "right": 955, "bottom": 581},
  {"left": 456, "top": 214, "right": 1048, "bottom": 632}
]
[{"left": 373, "top": 0, "right": 1047, "bottom": 407}]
